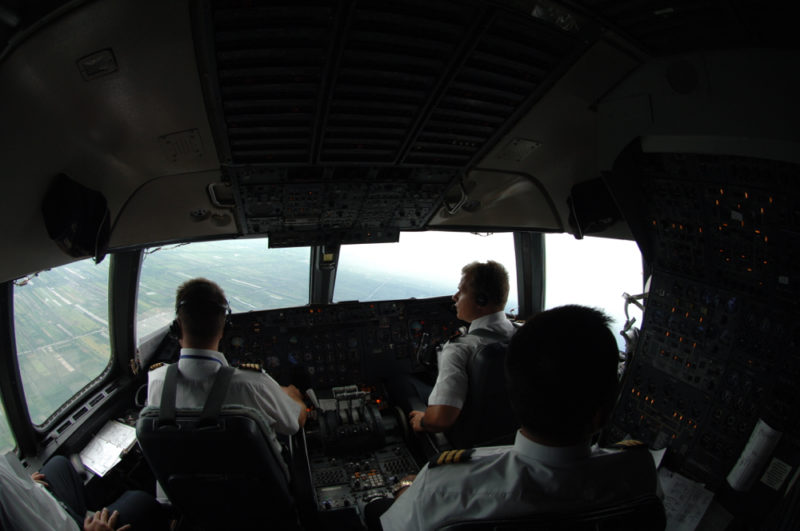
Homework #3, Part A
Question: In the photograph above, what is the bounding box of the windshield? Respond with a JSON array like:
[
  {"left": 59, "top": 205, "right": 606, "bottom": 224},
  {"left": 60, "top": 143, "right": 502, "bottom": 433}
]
[
  {"left": 137, "top": 239, "right": 311, "bottom": 343},
  {"left": 13, "top": 258, "right": 112, "bottom": 426},
  {"left": 334, "top": 231, "right": 519, "bottom": 315},
  {"left": 545, "top": 233, "right": 643, "bottom": 350}
]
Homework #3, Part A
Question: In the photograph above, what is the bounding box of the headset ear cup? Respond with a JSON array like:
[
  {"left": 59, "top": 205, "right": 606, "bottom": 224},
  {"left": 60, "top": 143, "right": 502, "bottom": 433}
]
[
  {"left": 169, "top": 319, "right": 181, "bottom": 339},
  {"left": 223, "top": 306, "right": 232, "bottom": 334}
]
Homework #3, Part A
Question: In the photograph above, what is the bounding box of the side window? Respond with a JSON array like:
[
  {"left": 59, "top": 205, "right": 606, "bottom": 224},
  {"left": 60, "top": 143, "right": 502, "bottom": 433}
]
[
  {"left": 334, "top": 232, "right": 519, "bottom": 314},
  {"left": 137, "top": 239, "right": 311, "bottom": 343},
  {"left": 14, "top": 258, "right": 112, "bottom": 425},
  {"left": 545, "top": 234, "right": 643, "bottom": 350}
]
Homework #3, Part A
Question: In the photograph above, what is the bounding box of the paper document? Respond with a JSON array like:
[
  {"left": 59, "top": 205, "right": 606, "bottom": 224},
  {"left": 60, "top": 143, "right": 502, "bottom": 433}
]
[
  {"left": 79, "top": 420, "right": 137, "bottom": 477},
  {"left": 659, "top": 468, "right": 714, "bottom": 531},
  {"left": 726, "top": 418, "right": 782, "bottom": 491}
]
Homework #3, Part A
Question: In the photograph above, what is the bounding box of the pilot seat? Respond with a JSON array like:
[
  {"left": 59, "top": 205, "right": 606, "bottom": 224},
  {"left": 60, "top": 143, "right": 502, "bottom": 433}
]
[{"left": 136, "top": 364, "right": 301, "bottom": 530}]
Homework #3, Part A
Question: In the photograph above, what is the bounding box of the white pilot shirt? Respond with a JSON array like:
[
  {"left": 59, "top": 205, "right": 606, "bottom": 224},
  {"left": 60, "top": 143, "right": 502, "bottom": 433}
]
[
  {"left": 146, "top": 348, "right": 302, "bottom": 436},
  {"left": 380, "top": 431, "right": 660, "bottom": 531},
  {"left": 0, "top": 453, "right": 77, "bottom": 531},
  {"left": 426, "top": 311, "right": 515, "bottom": 409}
]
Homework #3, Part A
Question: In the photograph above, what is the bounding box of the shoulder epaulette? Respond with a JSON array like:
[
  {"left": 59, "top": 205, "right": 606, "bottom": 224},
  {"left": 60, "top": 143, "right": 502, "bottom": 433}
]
[
  {"left": 237, "top": 362, "right": 262, "bottom": 372},
  {"left": 148, "top": 362, "right": 165, "bottom": 371},
  {"left": 429, "top": 448, "right": 475, "bottom": 468},
  {"left": 612, "top": 439, "right": 648, "bottom": 450},
  {"left": 448, "top": 329, "right": 465, "bottom": 341}
]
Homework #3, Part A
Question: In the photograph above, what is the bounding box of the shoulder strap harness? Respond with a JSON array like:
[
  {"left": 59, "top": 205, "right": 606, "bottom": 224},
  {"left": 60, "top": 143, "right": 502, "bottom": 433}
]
[{"left": 158, "top": 363, "right": 236, "bottom": 428}]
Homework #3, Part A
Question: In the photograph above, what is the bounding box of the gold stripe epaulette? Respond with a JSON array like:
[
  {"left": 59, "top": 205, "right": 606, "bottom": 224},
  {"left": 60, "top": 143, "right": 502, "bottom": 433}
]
[
  {"left": 613, "top": 439, "right": 647, "bottom": 449},
  {"left": 148, "top": 362, "right": 165, "bottom": 371},
  {"left": 429, "top": 448, "right": 475, "bottom": 468},
  {"left": 237, "top": 362, "right": 262, "bottom": 372}
]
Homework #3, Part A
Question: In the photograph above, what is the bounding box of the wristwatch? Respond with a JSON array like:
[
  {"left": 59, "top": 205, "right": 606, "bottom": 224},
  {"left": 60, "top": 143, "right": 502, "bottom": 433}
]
[{"left": 391, "top": 478, "right": 414, "bottom": 496}]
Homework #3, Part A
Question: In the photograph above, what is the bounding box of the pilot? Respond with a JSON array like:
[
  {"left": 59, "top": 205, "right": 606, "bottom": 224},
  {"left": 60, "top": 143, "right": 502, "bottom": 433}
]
[
  {"left": 377, "top": 305, "right": 660, "bottom": 530},
  {"left": 146, "top": 278, "right": 307, "bottom": 435},
  {"left": 407, "top": 260, "right": 515, "bottom": 434}
]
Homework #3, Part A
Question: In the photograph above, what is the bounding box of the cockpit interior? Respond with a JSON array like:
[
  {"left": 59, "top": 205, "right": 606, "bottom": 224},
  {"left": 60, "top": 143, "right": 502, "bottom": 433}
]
[{"left": 0, "top": 0, "right": 798, "bottom": 529}]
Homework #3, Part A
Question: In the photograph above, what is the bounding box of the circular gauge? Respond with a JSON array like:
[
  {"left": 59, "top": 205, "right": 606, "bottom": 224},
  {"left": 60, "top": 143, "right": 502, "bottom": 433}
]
[{"left": 231, "top": 336, "right": 244, "bottom": 348}]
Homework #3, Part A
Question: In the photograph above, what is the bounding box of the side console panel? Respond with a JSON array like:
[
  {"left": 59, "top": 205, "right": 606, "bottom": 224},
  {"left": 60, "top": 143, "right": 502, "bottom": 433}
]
[{"left": 607, "top": 152, "right": 800, "bottom": 506}]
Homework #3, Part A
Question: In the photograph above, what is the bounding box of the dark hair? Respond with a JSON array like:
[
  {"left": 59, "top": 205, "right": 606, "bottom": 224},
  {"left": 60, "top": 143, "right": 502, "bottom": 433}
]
[
  {"left": 505, "top": 305, "right": 619, "bottom": 443},
  {"left": 461, "top": 260, "right": 509, "bottom": 309},
  {"left": 175, "top": 278, "right": 228, "bottom": 342}
]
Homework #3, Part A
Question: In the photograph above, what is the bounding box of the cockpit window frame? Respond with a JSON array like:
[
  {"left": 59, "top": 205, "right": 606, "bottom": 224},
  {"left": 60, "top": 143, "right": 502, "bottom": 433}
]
[{"left": 3, "top": 254, "right": 134, "bottom": 448}]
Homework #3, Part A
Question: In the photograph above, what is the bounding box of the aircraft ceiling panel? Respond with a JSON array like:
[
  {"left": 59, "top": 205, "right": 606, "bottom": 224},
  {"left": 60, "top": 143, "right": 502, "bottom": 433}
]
[
  {"left": 572, "top": 0, "right": 795, "bottom": 54},
  {"left": 110, "top": 171, "right": 238, "bottom": 250},
  {"left": 197, "top": 0, "right": 585, "bottom": 244},
  {"left": 0, "top": 0, "right": 221, "bottom": 281},
  {"left": 202, "top": 0, "right": 582, "bottom": 168}
]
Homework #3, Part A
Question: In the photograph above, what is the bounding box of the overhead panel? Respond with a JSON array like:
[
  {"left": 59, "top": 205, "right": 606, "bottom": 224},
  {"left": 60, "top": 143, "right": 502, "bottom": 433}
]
[{"left": 201, "top": 0, "right": 582, "bottom": 245}]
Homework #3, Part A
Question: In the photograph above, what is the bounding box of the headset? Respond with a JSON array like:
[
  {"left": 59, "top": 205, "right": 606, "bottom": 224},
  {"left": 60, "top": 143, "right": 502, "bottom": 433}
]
[
  {"left": 475, "top": 292, "right": 488, "bottom": 307},
  {"left": 169, "top": 298, "right": 232, "bottom": 339}
]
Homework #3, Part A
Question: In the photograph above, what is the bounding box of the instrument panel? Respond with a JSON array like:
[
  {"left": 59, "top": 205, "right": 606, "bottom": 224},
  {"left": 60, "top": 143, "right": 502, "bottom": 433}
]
[
  {"left": 607, "top": 153, "right": 800, "bottom": 492},
  {"left": 219, "top": 295, "right": 463, "bottom": 389}
]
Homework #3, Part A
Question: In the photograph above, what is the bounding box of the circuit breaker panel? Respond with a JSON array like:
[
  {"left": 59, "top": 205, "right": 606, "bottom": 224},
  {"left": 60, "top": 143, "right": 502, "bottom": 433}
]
[{"left": 607, "top": 152, "right": 800, "bottom": 492}]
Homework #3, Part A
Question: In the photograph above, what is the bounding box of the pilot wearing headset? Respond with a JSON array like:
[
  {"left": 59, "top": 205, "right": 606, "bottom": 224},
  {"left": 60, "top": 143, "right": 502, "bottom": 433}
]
[
  {"left": 146, "top": 278, "right": 307, "bottom": 436},
  {"left": 408, "top": 260, "right": 515, "bottom": 434}
]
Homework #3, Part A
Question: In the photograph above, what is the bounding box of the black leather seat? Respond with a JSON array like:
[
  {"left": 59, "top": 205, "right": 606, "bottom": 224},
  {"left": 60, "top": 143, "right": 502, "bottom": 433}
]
[
  {"left": 446, "top": 334, "right": 518, "bottom": 448},
  {"left": 436, "top": 494, "right": 666, "bottom": 531},
  {"left": 136, "top": 365, "right": 299, "bottom": 530}
]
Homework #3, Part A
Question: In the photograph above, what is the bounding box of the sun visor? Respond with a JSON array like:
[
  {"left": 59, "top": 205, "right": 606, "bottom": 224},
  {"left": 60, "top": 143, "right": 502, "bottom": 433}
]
[{"left": 41, "top": 174, "right": 110, "bottom": 264}]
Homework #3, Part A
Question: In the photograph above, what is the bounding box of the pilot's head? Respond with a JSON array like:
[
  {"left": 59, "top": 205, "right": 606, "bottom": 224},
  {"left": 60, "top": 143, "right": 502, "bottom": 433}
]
[
  {"left": 174, "top": 278, "right": 229, "bottom": 348},
  {"left": 453, "top": 260, "right": 509, "bottom": 322},
  {"left": 506, "top": 305, "right": 619, "bottom": 446}
]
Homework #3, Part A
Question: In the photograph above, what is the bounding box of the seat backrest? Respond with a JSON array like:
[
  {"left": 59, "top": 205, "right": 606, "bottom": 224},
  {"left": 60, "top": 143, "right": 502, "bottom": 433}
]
[
  {"left": 446, "top": 329, "right": 518, "bottom": 448},
  {"left": 436, "top": 494, "right": 666, "bottom": 531},
  {"left": 135, "top": 365, "right": 298, "bottom": 530}
]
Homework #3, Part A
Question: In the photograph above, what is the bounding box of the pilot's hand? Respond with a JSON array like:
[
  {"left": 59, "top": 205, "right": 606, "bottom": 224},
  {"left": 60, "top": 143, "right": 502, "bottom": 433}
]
[
  {"left": 31, "top": 472, "right": 49, "bottom": 488},
  {"left": 409, "top": 410, "right": 426, "bottom": 432},
  {"left": 393, "top": 474, "right": 417, "bottom": 498},
  {"left": 83, "top": 508, "right": 131, "bottom": 531},
  {"left": 283, "top": 384, "right": 304, "bottom": 403}
]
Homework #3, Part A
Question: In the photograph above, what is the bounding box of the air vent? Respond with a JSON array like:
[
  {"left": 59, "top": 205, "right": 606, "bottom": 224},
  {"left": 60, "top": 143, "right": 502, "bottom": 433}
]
[{"left": 89, "top": 393, "right": 105, "bottom": 407}]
